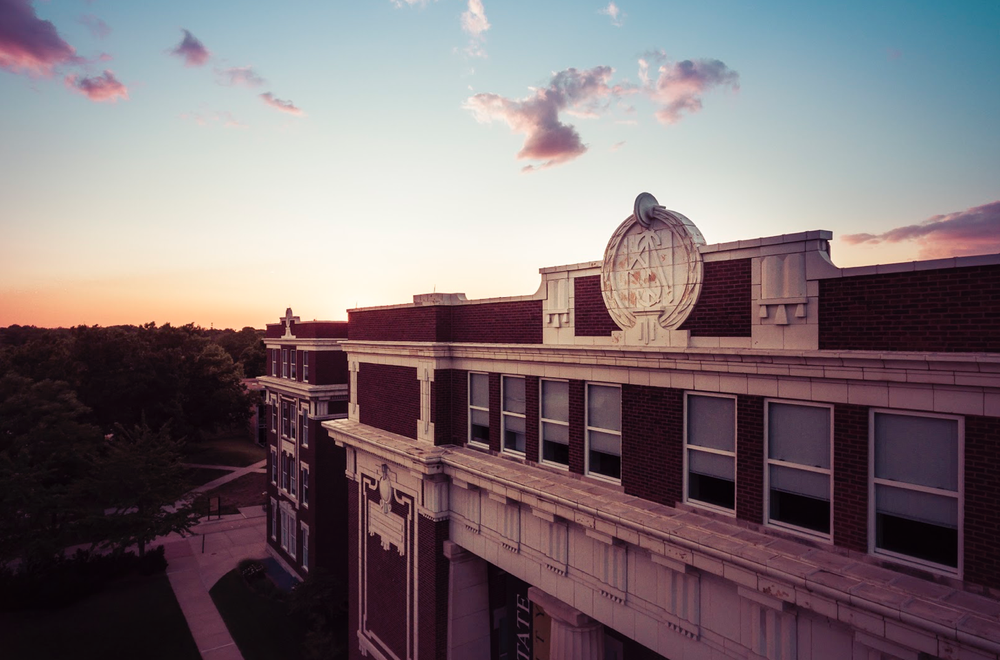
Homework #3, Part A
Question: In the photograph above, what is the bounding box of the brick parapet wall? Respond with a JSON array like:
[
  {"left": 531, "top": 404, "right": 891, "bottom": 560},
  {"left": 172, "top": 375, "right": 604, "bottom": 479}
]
[
  {"left": 679, "top": 258, "right": 752, "bottom": 337},
  {"left": 964, "top": 415, "right": 1000, "bottom": 590},
  {"left": 265, "top": 320, "right": 348, "bottom": 339},
  {"left": 736, "top": 395, "right": 765, "bottom": 524},
  {"left": 358, "top": 363, "right": 419, "bottom": 440},
  {"left": 524, "top": 376, "right": 540, "bottom": 462},
  {"left": 621, "top": 385, "right": 684, "bottom": 506},
  {"left": 833, "top": 403, "right": 869, "bottom": 553},
  {"left": 819, "top": 264, "right": 1000, "bottom": 352},
  {"left": 348, "top": 300, "right": 543, "bottom": 344},
  {"left": 568, "top": 380, "right": 586, "bottom": 475},
  {"left": 574, "top": 275, "right": 619, "bottom": 337},
  {"left": 417, "top": 516, "right": 450, "bottom": 660}
]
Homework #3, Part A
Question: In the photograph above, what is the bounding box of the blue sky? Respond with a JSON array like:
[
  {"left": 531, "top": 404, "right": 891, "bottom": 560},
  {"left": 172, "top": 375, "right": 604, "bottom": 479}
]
[{"left": 1, "top": 0, "right": 998, "bottom": 327}]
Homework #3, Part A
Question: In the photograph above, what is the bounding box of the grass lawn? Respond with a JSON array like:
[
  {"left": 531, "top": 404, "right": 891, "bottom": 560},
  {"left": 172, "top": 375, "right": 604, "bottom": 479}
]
[
  {"left": 184, "top": 431, "right": 265, "bottom": 467},
  {"left": 210, "top": 568, "right": 306, "bottom": 660},
  {"left": 193, "top": 472, "right": 267, "bottom": 515},
  {"left": 183, "top": 466, "right": 231, "bottom": 489},
  {"left": 0, "top": 573, "right": 199, "bottom": 660}
]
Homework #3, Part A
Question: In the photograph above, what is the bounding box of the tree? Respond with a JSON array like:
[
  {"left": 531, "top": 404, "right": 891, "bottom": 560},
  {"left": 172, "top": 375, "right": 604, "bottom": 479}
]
[{"left": 85, "top": 421, "right": 199, "bottom": 557}]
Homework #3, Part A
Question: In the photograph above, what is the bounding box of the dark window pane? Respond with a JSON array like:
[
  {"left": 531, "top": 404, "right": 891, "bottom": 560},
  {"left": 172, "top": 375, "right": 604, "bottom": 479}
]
[
  {"left": 589, "top": 450, "right": 621, "bottom": 480},
  {"left": 471, "top": 423, "right": 490, "bottom": 444},
  {"left": 542, "top": 441, "right": 569, "bottom": 465},
  {"left": 770, "top": 489, "right": 830, "bottom": 534},
  {"left": 689, "top": 473, "right": 734, "bottom": 510},
  {"left": 504, "top": 429, "right": 525, "bottom": 453},
  {"left": 876, "top": 513, "right": 958, "bottom": 568}
]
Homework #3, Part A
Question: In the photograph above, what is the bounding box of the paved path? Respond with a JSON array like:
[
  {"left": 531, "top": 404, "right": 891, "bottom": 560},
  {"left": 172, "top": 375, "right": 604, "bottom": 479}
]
[{"left": 184, "top": 459, "right": 268, "bottom": 494}]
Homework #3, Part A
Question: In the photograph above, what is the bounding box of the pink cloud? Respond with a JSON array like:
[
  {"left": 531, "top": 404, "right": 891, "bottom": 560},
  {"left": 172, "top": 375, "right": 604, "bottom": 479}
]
[
  {"left": 65, "top": 69, "right": 127, "bottom": 102},
  {"left": 0, "top": 0, "right": 79, "bottom": 76},
  {"left": 260, "top": 92, "right": 304, "bottom": 116},
  {"left": 639, "top": 53, "right": 739, "bottom": 124},
  {"left": 461, "top": 0, "right": 490, "bottom": 58},
  {"left": 600, "top": 2, "right": 625, "bottom": 27},
  {"left": 78, "top": 14, "right": 110, "bottom": 40},
  {"left": 463, "top": 66, "right": 623, "bottom": 171},
  {"left": 842, "top": 201, "right": 1000, "bottom": 259},
  {"left": 170, "top": 29, "right": 210, "bottom": 67},
  {"left": 217, "top": 65, "right": 264, "bottom": 87}
]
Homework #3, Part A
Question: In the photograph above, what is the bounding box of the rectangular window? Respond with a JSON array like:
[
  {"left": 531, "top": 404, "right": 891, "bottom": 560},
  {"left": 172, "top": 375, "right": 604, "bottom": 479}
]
[
  {"left": 289, "top": 457, "right": 296, "bottom": 497},
  {"left": 502, "top": 376, "right": 526, "bottom": 454},
  {"left": 685, "top": 393, "right": 736, "bottom": 512},
  {"left": 540, "top": 379, "right": 569, "bottom": 466},
  {"left": 280, "top": 507, "right": 292, "bottom": 553},
  {"left": 281, "top": 452, "right": 289, "bottom": 491},
  {"left": 270, "top": 448, "right": 277, "bottom": 484},
  {"left": 301, "top": 524, "right": 310, "bottom": 571},
  {"left": 282, "top": 349, "right": 289, "bottom": 378},
  {"left": 468, "top": 372, "right": 490, "bottom": 446},
  {"left": 871, "top": 411, "right": 962, "bottom": 572},
  {"left": 282, "top": 402, "right": 290, "bottom": 437},
  {"left": 301, "top": 465, "right": 309, "bottom": 506},
  {"left": 303, "top": 352, "right": 309, "bottom": 381},
  {"left": 271, "top": 404, "right": 277, "bottom": 433},
  {"left": 271, "top": 349, "right": 277, "bottom": 377},
  {"left": 766, "top": 401, "right": 832, "bottom": 538},
  {"left": 290, "top": 349, "right": 297, "bottom": 380},
  {"left": 301, "top": 410, "right": 309, "bottom": 447},
  {"left": 586, "top": 383, "right": 621, "bottom": 481},
  {"left": 270, "top": 498, "right": 277, "bottom": 540}
]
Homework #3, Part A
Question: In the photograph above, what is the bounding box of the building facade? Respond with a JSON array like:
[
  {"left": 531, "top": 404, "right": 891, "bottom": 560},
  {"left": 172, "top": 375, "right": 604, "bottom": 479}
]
[
  {"left": 260, "top": 309, "right": 351, "bottom": 578},
  {"left": 278, "top": 195, "right": 998, "bottom": 660}
]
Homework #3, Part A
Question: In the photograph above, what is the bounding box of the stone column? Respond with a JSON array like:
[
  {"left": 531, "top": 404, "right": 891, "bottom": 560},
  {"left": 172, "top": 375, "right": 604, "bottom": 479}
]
[
  {"left": 529, "top": 586, "right": 605, "bottom": 660},
  {"left": 444, "top": 540, "right": 490, "bottom": 660}
]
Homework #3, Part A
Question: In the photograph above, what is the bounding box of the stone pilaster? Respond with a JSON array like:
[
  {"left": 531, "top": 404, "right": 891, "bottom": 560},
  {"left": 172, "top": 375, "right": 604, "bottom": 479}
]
[
  {"left": 528, "top": 586, "right": 605, "bottom": 660},
  {"left": 444, "top": 540, "right": 490, "bottom": 660}
]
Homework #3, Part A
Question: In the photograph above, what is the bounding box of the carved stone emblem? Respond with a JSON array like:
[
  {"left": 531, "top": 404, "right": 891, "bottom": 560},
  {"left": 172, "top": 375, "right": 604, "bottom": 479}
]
[
  {"left": 377, "top": 464, "right": 393, "bottom": 514},
  {"left": 601, "top": 193, "right": 706, "bottom": 346}
]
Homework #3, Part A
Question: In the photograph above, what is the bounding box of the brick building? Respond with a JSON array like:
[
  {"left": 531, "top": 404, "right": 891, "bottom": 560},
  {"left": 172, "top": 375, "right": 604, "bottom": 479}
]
[{"left": 267, "top": 195, "right": 1000, "bottom": 660}]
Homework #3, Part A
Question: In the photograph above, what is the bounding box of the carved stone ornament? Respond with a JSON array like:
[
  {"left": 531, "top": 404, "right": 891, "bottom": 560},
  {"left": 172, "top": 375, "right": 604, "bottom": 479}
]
[
  {"left": 377, "top": 464, "right": 393, "bottom": 514},
  {"left": 601, "top": 193, "right": 706, "bottom": 345}
]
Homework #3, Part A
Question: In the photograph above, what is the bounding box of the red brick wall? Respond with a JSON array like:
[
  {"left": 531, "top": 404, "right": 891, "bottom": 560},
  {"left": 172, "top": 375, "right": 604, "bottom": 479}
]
[
  {"left": 524, "top": 376, "right": 540, "bottom": 462},
  {"left": 358, "top": 363, "right": 419, "bottom": 440},
  {"left": 833, "top": 404, "right": 869, "bottom": 553},
  {"left": 622, "top": 385, "right": 684, "bottom": 506},
  {"left": 736, "top": 395, "right": 765, "bottom": 524},
  {"left": 361, "top": 486, "right": 412, "bottom": 660},
  {"left": 347, "top": 480, "right": 360, "bottom": 660},
  {"left": 819, "top": 264, "right": 1000, "bottom": 352},
  {"left": 568, "top": 380, "right": 586, "bottom": 475},
  {"left": 433, "top": 369, "right": 467, "bottom": 446},
  {"left": 417, "top": 516, "right": 450, "bottom": 660},
  {"left": 315, "top": 435, "right": 348, "bottom": 576},
  {"left": 574, "top": 275, "right": 619, "bottom": 337},
  {"left": 349, "top": 301, "right": 544, "bottom": 344},
  {"left": 679, "top": 259, "right": 752, "bottom": 337},
  {"left": 315, "top": 350, "right": 348, "bottom": 385},
  {"left": 489, "top": 373, "right": 502, "bottom": 452},
  {"left": 965, "top": 415, "right": 1000, "bottom": 590},
  {"left": 265, "top": 321, "right": 348, "bottom": 339}
]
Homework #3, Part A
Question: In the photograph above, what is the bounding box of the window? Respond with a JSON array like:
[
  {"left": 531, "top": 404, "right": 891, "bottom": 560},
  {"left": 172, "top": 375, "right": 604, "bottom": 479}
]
[
  {"left": 871, "top": 411, "right": 962, "bottom": 572},
  {"left": 468, "top": 372, "right": 490, "bottom": 446},
  {"left": 540, "top": 380, "right": 570, "bottom": 466},
  {"left": 289, "top": 456, "right": 297, "bottom": 497},
  {"left": 586, "top": 384, "right": 621, "bottom": 481},
  {"left": 282, "top": 402, "right": 290, "bottom": 437},
  {"left": 685, "top": 393, "right": 736, "bottom": 512},
  {"left": 280, "top": 505, "right": 295, "bottom": 557},
  {"left": 301, "top": 523, "right": 310, "bottom": 571},
  {"left": 271, "top": 349, "right": 277, "bottom": 376},
  {"left": 290, "top": 349, "right": 297, "bottom": 380},
  {"left": 281, "top": 452, "right": 289, "bottom": 490},
  {"left": 301, "top": 409, "right": 309, "bottom": 447},
  {"left": 270, "top": 498, "right": 277, "bottom": 540},
  {"left": 502, "top": 376, "right": 526, "bottom": 453},
  {"left": 282, "top": 349, "right": 289, "bottom": 378},
  {"left": 766, "top": 401, "right": 832, "bottom": 538},
  {"left": 271, "top": 404, "right": 277, "bottom": 434},
  {"left": 270, "top": 448, "right": 277, "bottom": 484},
  {"left": 301, "top": 464, "right": 309, "bottom": 506},
  {"left": 303, "top": 352, "right": 309, "bottom": 381}
]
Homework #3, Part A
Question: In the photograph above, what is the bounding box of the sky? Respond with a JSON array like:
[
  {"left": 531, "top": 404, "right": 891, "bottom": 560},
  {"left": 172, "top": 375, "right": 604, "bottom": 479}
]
[{"left": 1, "top": 0, "right": 998, "bottom": 329}]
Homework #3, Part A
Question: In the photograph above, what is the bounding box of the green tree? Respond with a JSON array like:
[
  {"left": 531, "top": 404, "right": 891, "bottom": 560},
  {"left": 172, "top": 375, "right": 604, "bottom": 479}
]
[{"left": 85, "top": 421, "right": 199, "bottom": 557}]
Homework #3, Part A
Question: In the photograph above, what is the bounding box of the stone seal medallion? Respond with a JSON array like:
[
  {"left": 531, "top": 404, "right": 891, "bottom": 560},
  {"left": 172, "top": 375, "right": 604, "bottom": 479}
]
[{"left": 601, "top": 193, "right": 706, "bottom": 346}]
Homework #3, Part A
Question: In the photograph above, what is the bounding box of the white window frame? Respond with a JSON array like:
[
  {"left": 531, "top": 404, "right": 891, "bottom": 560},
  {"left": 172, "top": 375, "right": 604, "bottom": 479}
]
[
  {"left": 301, "top": 522, "right": 310, "bottom": 572},
  {"left": 289, "top": 455, "right": 297, "bottom": 498},
  {"left": 501, "top": 375, "right": 527, "bottom": 455},
  {"left": 468, "top": 372, "right": 490, "bottom": 448},
  {"left": 868, "top": 408, "right": 964, "bottom": 577},
  {"left": 271, "top": 349, "right": 277, "bottom": 377},
  {"left": 270, "top": 403, "right": 277, "bottom": 434},
  {"left": 764, "top": 399, "right": 834, "bottom": 541},
  {"left": 282, "top": 348, "right": 289, "bottom": 378},
  {"left": 300, "top": 461, "right": 310, "bottom": 507},
  {"left": 279, "top": 502, "right": 296, "bottom": 559},
  {"left": 270, "top": 448, "right": 277, "bottom": 484},
  {"left": 290, "top": 348, "right": 297, "bottom": 380},
  {"left": 303, "top": 351, "right": 309, "bottom": 381},
  {"left": 584, "top": 382, "right": 622, "bottom": 484},
  {"left": 270, "top": 497, "right": 278, "bottom": 540},
  {"left": 300, "top": 407, "right": 309, "bottom": 447},
  {"left": 539, "top": 378, "right": 570, "bottom": 469},
  {"left": 683, "top": 392, "right": 737, "bottom": 516}
]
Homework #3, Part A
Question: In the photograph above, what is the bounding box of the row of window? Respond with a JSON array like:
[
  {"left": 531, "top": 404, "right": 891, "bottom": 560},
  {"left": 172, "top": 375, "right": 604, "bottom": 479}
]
[
  {"left": 270, "top": 448, "right": 310, "bottom": 507},
  {"left": 467, "top": 374, "right": 963, "bottom": 575},
  {"left": 272, "top": 401, "right": 309, "bottom": 446},
  {"left": 270, "top": 499, "right": 309, "bottom": 571},
  {"left": 271, "top": 348, "right": 310, "bottom": 381}
]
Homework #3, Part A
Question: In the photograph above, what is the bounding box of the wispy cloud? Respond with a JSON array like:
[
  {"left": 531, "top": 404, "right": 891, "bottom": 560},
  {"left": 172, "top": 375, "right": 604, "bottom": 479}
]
[
  {"left": 461, "top": 0, "right": 490, "bottom": 58},
  {"left": 599, "top": 2, "right": 625, "bottom": 27},
  {"left": 390, "top": 0, "right": 430, "bottom": 6},
  {"left": 463, "top": 66, "right": 625, "bottom": 171},
  {"left": 77, "top": 14, "right": 110, "bottom": 40},
  {"left": 217, "top": 65, "right": 264, "bottom": 87},
  {"left": 65, "top": 69, "right": 127, "bottom": 102},
  {"left": 170, "top": 29, "right": 210, "bottom": 67},
  {"left": 639, "top": 52, "right": 739, "bottom": 124},
  {"left": 181, "top": 110, "right": 246, "bottom": 129},
  {"left": 0, "top": 0, "right": 79, "bottom": 76},
  {"left": 260, "top": 92, "right": 304, "bottom": 116},
  {"left": 610, "top": 140, "right": 626, "bottom": 151},
  {"left": 842, "top": 201, "right": 1000, "bottom": 259}
]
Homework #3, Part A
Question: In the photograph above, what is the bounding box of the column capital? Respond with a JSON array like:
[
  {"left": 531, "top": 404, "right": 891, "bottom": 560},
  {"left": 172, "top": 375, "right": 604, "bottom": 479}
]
[{"left": 528, "top": 587, "right": 600, "bottom": 630}]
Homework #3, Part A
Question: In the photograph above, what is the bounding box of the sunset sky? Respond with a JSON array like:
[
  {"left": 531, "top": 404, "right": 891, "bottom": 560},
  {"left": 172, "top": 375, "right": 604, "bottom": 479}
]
[{"left": 2, "top": 0, "right": 998, "bottom": 329}]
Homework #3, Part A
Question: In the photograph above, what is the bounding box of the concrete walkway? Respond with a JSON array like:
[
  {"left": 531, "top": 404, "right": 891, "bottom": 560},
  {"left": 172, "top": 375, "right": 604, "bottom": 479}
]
[{"left": 183, "top": 459, "right": 268, "bottom": 494}]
